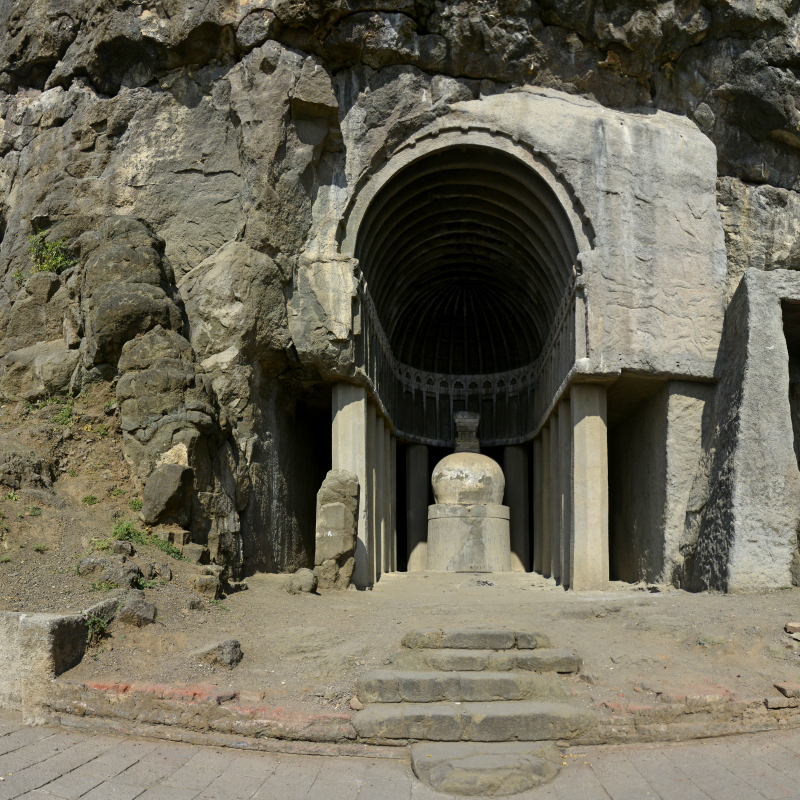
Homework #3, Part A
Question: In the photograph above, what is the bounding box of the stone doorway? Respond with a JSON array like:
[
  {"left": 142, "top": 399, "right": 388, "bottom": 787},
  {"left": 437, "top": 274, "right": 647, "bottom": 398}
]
[{"left": 331, "top": 137, "right": 609, "bottom": 589}]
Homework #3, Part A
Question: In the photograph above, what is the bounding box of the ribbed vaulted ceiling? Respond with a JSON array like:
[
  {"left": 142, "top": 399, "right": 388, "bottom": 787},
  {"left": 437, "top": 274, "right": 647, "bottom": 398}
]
[{"left": 355, "top": 146, "right": 578, "bottom": 375}]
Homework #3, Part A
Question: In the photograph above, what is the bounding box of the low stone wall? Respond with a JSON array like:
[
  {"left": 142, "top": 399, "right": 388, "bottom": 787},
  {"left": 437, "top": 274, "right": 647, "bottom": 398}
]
[{"left": 0, "top": 599, "right": 117, "bottom": 724}]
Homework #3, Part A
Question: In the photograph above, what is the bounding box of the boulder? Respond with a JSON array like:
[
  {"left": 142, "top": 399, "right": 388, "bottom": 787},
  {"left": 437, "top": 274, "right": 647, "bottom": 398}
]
[
  {"left": 285, "top": 568, "right": 318, "bottom": 595},
  {"left": 142, "top": 463, "right": 194, "bottom": 527},
  {"left": 77, "top": 556, "right": 108, "bottom": 576},
  {"left": 0, "top": 340, "right": 79, "bottom": 402},
  {"left": 313, "top": 470, "right": 358, "bottom": 590},
  {"left": 118, "top": 594, "right": 157, "bottom": 626},
  {"left": 191, "top": 574, "right": 221, "bottom": 598},
  {"left": 100, "top": 563, "right": 141, "bottom": 589},
  {"left": 190, "top": 639, "right": 243, "bottom": 668}
]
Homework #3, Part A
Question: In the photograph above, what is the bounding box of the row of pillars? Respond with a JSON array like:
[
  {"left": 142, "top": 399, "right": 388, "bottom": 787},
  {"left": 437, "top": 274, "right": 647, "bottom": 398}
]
[
  {"left": 332, "top": 384, "right": 397, "bottom": 588},
  {"left": 533, "top": 384, "right": 609, "bottom": 590},
  {"left": 333, "top": 382, "right": 609, "bottom": 590}
]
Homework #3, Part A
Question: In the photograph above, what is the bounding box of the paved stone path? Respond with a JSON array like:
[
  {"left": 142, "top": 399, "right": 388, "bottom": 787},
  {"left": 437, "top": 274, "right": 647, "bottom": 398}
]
[{"left": 2, "top": 711, "right": 800, "bottom": 800}]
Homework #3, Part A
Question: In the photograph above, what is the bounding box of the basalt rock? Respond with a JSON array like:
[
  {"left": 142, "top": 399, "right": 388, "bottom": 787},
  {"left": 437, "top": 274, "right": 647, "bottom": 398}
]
[{"left": 314, "top": 470, "right": 358, "bottom": 591}]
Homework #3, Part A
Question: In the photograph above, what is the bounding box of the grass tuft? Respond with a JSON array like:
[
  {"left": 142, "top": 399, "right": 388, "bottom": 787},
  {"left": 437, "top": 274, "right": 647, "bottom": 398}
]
[{"left": 112, "top": 520, "right": 188, "bottom": 562}]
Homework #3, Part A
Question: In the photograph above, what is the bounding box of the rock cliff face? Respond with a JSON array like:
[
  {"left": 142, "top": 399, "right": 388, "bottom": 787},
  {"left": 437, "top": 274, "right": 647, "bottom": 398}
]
[{"left": 1, "top": 0, "right": 798, "bottom": 578}]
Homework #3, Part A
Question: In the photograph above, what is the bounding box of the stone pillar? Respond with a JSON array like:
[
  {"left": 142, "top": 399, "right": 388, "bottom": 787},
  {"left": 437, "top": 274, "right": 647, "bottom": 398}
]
[
  {"left": 532, "top": 437, "right": 544, "bottom": 574},
  {"left": 570, "top": 384, "right": 609, "bottom": 590},
  {"left": 406, "top": 444, "right": 428, "bottom": 571},
  {"left": 331, "top": 384, "right": 370, "bottom": 588},
  {"left": 541, "top": 426, "right": 552, "bottom": 578},
  {"left": 549, "top": 410, "right": 562, "bottom": 583},
  {"left": 559, "top": 398, "right": 573, "bottom": 589},
  {"left": 390, "top": 435, "right": 397, "bottom": 572},
  {"left": 383, "top": 424, "right": 392, "bottom": 575},
  {"left": 366, "top": 401, "right": 377, "bottom": 585},
  {"left": 504, "top": 445, "right": 529, "bottom": 572},
  {"left": 373, "top": 412, "right": 385, "bottom": 582}
]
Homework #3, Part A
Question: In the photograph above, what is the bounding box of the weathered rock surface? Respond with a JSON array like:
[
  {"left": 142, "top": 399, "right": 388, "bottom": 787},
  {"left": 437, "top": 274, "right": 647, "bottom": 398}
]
[
  {"left": 285, "top": 568, "right": 318, "bottom": 595},
  {"left": 117, "top": 593, "right": 157, "bottom": 627},
  {"left": 314, "top": 470, "right": 358, "bottom": 591},
  {"left": 411, "top": 741, "right": 561, "bottom": 796},
  {"left": 190, "top": 639, "right": 244, "bottom": 668}
]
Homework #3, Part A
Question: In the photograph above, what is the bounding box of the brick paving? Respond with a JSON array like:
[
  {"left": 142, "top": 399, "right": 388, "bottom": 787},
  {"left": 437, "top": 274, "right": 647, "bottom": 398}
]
[{"left": 2, "top": 711, "right": 800, "bottom": 799}]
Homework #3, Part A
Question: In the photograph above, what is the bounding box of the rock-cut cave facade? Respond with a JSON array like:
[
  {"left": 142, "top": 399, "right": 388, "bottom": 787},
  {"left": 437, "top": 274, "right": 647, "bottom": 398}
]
[{"left": 1, "top": 0, "right": 800, "bottom": 592}]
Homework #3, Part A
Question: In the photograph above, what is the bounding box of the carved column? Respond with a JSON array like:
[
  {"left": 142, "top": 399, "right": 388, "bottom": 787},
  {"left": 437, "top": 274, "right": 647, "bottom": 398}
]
[
  {"left": 533, "top": 436, "right": 544, "bottom": 574},
  {"left": 570, "top": 385, "right": 609, "bottom": 590},
  {"left": 406, "top": 444, "right": 429, "bottom": 571},
  {"left": 331, "top": 384, "right": 370, "bottom": 588},
  {"left": 504, "top": 445, "right": 529, "bottom": 571},
  {"left": 541, "top": 425, "right": 552, "bottom": 578}
]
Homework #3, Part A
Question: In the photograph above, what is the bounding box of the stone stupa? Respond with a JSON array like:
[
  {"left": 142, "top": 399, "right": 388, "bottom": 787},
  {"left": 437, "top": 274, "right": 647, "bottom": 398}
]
[{"left": 426, "top": 411, "right": 511, "bottom": 572}]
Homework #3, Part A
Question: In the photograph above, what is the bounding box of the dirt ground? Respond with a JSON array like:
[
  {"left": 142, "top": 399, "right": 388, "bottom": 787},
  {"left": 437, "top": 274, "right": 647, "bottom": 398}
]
[{"left": 2, "top": 390, "right": 800, "bottom": 719}]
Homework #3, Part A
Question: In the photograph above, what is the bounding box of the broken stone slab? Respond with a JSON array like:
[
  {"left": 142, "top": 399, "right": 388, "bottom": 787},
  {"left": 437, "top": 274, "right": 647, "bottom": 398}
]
[
  {"left": 786, "top": 623, "right": 800, "bottom": 635},
  {"left": 357, "top": 671, "right": 569, "bottom": 704},
  {"left": 190, "top": 639, "right": 243, "bottom": 668},
  {"left": 775, "top": 682, "right": 800, "bottom": 699},
  {"left": 401, "top": 629, "right": 552, "bottom": 650},
  {"left": 411, "top": 741, "right": 561, "bottom": 796},
  {"left": 352, "top": 701, "right": 596, "bottom": 742},
  {"left": 766, "top": 696, "right": 799, "bottom": 709}
]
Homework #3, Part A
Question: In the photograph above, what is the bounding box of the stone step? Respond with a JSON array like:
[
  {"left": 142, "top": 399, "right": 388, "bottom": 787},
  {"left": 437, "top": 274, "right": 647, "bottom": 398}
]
[
  {"left": 411, "top": 741, "right": 561, "bottom": 796},
  {"left": 357, "top": 670, "right": 568, "bottom": 704},
  {"left": 389, "top": 647, "right": 582, "bottom": 674},
  {"left": 353, "top": 700, "right": 596, "bottom": 742},
  {"left": 402, "top": 628, "right": 552, "bottom": 651}
]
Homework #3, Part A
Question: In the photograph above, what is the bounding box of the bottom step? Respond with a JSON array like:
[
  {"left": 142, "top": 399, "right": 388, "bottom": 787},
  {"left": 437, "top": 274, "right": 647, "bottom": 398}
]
[
  {"left": 411, "top": 741, "right": 561, "bottom": 797},
  {"left": 353, "top": 701, "right": 596, "bottom": 742}
]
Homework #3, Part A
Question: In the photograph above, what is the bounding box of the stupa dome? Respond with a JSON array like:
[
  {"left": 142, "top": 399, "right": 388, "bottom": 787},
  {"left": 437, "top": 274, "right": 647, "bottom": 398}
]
[{"left": 431, "top": 452, "right": 505, "bottom": 505}]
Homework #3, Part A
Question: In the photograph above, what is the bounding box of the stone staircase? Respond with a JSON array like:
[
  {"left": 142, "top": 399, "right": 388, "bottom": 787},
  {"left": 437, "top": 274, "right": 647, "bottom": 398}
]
[
  {"left": 352, "top": 628, "right": 596, "bottom": 795},
  {"left": 352, "top": 628, "right": 595, "bottom": 744}
]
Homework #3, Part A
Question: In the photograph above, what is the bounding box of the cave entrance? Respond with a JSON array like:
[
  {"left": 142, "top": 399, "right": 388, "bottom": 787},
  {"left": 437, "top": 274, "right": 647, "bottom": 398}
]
[{"left": 333, "top": 139, "right": 608, "bottom": 590}]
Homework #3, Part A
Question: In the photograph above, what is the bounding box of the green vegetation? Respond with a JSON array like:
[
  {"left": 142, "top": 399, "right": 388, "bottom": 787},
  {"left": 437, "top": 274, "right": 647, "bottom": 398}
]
[
  {"left": 90, "top": 580, "right": 118, "bottom": 592},
  {"left": 27, "top": 232, "right": 75, "bottom": 275},
  {"left": 90, "top": 537, "right": 111, "bottom": 551},
  {"left": 97, "top": 425, "right": 109, "bottom": 437},
  {"left": 52, "top": 399, "right": 74, "bottom": 425},
  {"left": 82, "top": 495, "right": 98, "bottom": 506},
  {"left": 112, "top": 488, "right": 125, "bottom": 497},
  {"left": 0, "top": 556, "right": 10, "bottom": 564},
  {"left": 67, "top": 468, "right": 78, "bottom": 477},
  {"left": 5, "top": 492, "right": 18, "bottom": 502},
  {"left": 112, "top": 520, "right": 188, "bottom": 561},
  {"left": 11, "top": 270, "right": 23, "bottom": 288},
  {"left": 136, "top": 577, "right": 156, "bottom": 590},
  {"left": 32, "top": 544, "right": 47, "bottom": 553},
  {"left": 128, "top": 498, "right": 142, "bottom": 512},
  {"left": 210, "top": 598, "right": 229, "bottom": 611},
  {"left": 27, "top": 507, "right": 41, "bottom": 517},
  {"left": 84, "top": 614, "right": 109, "bottom": 646}
]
